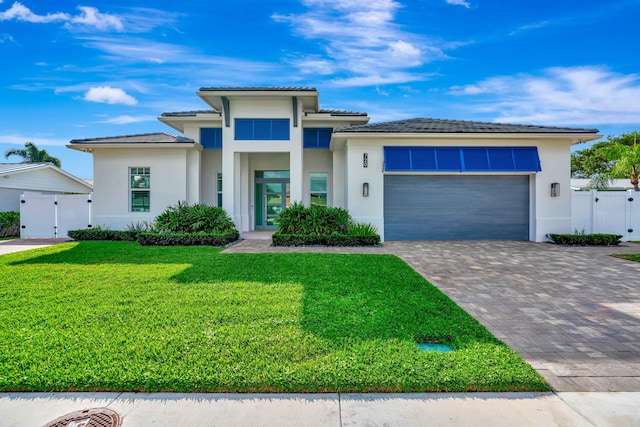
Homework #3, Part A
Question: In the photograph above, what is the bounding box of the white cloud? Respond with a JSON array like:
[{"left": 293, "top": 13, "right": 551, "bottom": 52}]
[
  {"left": 84, "top": 86, "right": 138, "bottom": 105},
  {"left": 509, "top": 21, "right": 550, "bottom": 36},
  {"left": 0, "top": 33, "right": 14, "bottom": 43},
  {"left": 332, "top": 71, "right": 435, "bottom": 87},
  {"left": 446, "top": 0, "right": 471, "bottom": 8},
  {"left": 118, "top": 8, "right": 180, "bottom": 33},
  {"left": 0, "top": 2, "right": 123, "bottom": 31},
  {"left": 376, "top": 86, "right": 389, "bottom": 96},
  {"left": 273, "top": 0, "right": 448, "bottom": 87},
  {"left": 0, "top": 2, "right": 68, "bottom": 23},
  {"left": 97, "top": 115, "right": 156, "bottom": 124},
  {"left": 449, "top": 66, "right": 640, "bottom": 125},
  {"left": 68, "top": 6, "right": 123, "bottom": 31},
  {"left": 76, "top": 36, "right": 282, "bottom": 84},
  {"left": 399, "top": 85, "right": 421, "bottom": 94}
]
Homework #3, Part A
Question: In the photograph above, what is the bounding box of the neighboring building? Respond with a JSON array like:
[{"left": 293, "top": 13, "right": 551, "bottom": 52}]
[
  {"left": 67, "top": 86, "right": 600, "bottom": 241},
  {"left": 0, "top": 163, "right": 93, "bottom": 211}
]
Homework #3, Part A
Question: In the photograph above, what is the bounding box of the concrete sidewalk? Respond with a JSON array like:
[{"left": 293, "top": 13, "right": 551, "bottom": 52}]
[
  {"left": 0, "top": 238, "right": 69, "bottom": 256},
  {"left": 1, "top": 392, "right": 639, "bottom": 426}
]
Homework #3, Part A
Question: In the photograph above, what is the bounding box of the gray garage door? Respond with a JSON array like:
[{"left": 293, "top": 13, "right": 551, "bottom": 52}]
[{"left": 384, "top": 175, "right": 529, "bottom": 240}]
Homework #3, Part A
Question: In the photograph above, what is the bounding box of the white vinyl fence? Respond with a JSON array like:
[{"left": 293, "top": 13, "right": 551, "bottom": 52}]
[
  {"left": 572, "top": 190, "right": 640, "bottom": 241},
  {"left": 20, "top": 193, "right": 92, "bottom": 238}
]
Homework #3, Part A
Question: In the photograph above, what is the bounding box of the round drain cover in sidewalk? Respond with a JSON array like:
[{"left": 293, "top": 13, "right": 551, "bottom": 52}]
[{"left": 43, "top": 408, "right": 120, "bottom": 427}]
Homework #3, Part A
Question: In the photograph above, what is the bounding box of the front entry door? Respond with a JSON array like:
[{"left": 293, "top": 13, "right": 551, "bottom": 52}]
[{"left": 255, "top": 176, "right": 290, "bottom": 230}]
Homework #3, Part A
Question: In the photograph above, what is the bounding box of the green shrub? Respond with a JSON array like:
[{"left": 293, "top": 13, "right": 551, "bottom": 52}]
[
  {"left": 69, "top": 205, "right": 238, "bottom": 246},
  {"left": 277, "top": 202, "right": 350, "bottom": 235},
  {"left": 546, "top": 233, "right": 622, "bottom": 246},
  {"left": 154, "top": 202, "right": 236, "bottom": 234},
  {"left": 0, "top": 211, "right": 20, "bottom": 238},
  {"left": 138, "top": 231, "right": 239, "bottom": 246},
  {"left": 272, "top": 233, "right": 380, "bottom": 247},
  {"left": 126, "top": 221, "right": 153, "bottom": 232},
  {"left": 274, "top": 204, "right": 380, "bottom": 246},
  {"left": 347, "top": 221, "right": 379, "bottom": 237},
  {"left": 68, "top": 228, "right": 139, "bottom": 241}
]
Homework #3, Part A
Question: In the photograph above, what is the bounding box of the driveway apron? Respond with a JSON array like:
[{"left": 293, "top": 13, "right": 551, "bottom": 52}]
[
  {"left": 0, "top": 238, "right": 69, "bottom": 255},
  {"left": 385, "top": 241, "right": 640, "bottom": 392}
]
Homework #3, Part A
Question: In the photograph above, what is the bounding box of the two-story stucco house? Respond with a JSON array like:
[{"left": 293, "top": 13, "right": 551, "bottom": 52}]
[{"left": 67, "top": 86, "right": 601, "bottom": 241}]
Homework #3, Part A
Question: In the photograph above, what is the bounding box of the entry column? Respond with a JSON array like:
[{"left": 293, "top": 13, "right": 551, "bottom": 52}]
[{"left": 289, "top": 146, "right": 303, "bottom": 204}]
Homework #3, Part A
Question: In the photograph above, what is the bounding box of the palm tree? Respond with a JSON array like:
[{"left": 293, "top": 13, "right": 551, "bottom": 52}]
[
  {"left": 4, "top": 142, "right": 62, "bottom": 168},
  {"left": 597, "top": 131, "right": 640, "bottom": 191}
]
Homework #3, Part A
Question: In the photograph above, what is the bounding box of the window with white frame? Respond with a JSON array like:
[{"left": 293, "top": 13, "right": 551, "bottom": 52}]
[
  {"left": 130, "top": 167, "right": 150, "bottom": 212},
  {"left": 309, "top": 172, "right": 328, "bottom": 207},
  {"left": 216, "top": 172, "right": 223, "bottom": 207}
]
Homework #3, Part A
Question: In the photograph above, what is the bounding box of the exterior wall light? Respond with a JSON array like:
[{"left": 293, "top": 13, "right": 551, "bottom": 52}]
[
  {"left": 363, "top": 182, "right": 369, "bottom": 197},
  {"left": 551, "top": 182, "right": 560, "bottom": 197}
]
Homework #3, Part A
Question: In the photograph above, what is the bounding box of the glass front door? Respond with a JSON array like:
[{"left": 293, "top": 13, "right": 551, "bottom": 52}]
[{"left": 255, "top": 171, "right": 290, "bottom": 230}]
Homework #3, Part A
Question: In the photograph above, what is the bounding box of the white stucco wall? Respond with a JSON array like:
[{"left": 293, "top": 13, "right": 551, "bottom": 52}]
[
  {"left": 221, "top": 97, "right": 303, "bottom": 231},
  {"left": 302, "top": 149, "right": 333, "bottom": 206},
  {"left": 201, "top": 149, "right": 222, "bottom": 206},
  {"left": 332, "top": 150, "right": 346, "bottom": 208},
  {"left": 343, "top": 143, "right": 385, "bottom": 236},
  {"left": 534, "top": 139, "right": 572, "bottom": 241},
  {"left": 92, "top": 147, "right": 196, "bottom": 230}
]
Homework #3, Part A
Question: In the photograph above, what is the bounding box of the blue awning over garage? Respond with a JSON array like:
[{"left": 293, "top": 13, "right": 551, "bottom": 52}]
[{"left": 384, "top": 146, "right": 541, "bottom": 172}]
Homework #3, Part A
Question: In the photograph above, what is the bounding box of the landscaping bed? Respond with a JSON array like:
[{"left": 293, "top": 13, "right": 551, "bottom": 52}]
[
  {"left": 68, "top": 202, "right": 239, "bottom": 246},
  {"left": 273, "top": 203, "right": 381, "bottom": 247},
  {"left": 546, "top": 233, "right": 622, "bottom": 246},
  {"left": 0, "top": 211, "right": 19, "bottom": 238},
  {"left": 0, "top": 242, "right": 548, "bottom": 392}
]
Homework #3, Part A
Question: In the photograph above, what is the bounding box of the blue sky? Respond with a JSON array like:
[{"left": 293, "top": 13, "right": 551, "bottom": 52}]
[{"left": 1, "top": 0, "right": 639, "bottom": 178}]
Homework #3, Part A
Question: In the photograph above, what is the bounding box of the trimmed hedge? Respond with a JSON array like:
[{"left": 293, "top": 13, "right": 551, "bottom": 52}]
[
  {"left": 546, "top": 233, "right": 622, "bottom": 246},
  {"left": 68, "top": 203, "right": 239, "bottom": 246},
  {"left": 272, "top": 233, "right": 381, "bottom": 247},
  {"left": 138, "top": 231, "right": 239, "bottom": 246},
  {"left": 68, "top": 229, "right": 139, "bottom": 241},
  {"left": 69, "top": 229, "right": 239, "bottom": 246},
  {"left": 0, "top": 211, "right": 20, "bottom": 238}
]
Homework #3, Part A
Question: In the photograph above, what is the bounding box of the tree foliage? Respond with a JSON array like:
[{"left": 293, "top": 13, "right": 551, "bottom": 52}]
[
  {"left": 4, "top": 141, "right": 62, "bottom": 168},
  {"left": 571, "top": 131, "right": 640, "bottom": 190}
]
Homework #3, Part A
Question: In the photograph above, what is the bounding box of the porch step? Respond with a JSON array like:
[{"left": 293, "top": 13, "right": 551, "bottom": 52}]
[{"left": 240, "top": 231, "right": 275, "bottom": 240}]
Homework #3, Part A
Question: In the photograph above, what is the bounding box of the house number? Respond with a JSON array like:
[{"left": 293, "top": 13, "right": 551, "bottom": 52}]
[{"left": 363, "top": 153, "right": 368, "bottom": 168}]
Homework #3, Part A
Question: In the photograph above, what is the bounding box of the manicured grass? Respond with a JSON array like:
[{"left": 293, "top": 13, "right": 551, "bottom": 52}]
[
  {"left": 0, "top": 242, "right": 548, "bottom": 392},
  {"left": 612, "top": 253, "right": 640, "bottom": 262},
  {"left": 0, "top": 237, "right": 17, "bottom": 241}
]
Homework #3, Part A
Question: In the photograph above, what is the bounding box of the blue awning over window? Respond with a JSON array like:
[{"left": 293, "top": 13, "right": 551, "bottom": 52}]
[{"left": 384, "top": 146, "right": 541, "bottom": 172}]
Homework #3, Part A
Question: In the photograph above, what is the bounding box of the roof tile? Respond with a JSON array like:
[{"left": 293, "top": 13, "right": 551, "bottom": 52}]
[
  {"left": 199, "top": 86, "right": 317, "bottom": 92},
  {"left": 317, "top": 108, "right": 368, "bottom": 116},
  {"left": 336, "top": 118, "right": 599, "bottom": 134},
  {"left": 161, "top": 110, "right": 218, "bottom": 117},
  {"left": 69, "top": 132, "right": 194, "bottom": 144}
]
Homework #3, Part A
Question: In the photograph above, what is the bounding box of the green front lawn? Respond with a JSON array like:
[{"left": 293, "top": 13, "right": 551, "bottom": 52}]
[
  {"left": 612, "top": 253, "right": 640, "bottom": 262},
  {"left": 0, "top": 242, "right": 548, "bottom": 392}
]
